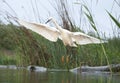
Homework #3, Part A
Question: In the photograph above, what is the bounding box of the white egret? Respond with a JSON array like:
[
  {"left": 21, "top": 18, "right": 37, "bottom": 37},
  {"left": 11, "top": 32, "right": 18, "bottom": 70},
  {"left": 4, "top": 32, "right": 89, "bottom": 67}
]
[{"left": 16, "top": 17, "right": 104, "bottom": 47}]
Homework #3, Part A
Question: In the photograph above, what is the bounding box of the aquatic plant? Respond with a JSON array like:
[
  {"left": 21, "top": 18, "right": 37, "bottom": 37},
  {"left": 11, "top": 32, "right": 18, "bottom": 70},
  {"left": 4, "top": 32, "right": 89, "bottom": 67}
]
[{"left": 0, "top": 0, "right": 120, "bottom": 71}]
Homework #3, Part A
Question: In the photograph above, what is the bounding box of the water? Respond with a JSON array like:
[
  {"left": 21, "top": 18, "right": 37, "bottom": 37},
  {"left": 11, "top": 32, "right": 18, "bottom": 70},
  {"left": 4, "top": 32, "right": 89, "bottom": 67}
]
[{"left": 0, "top": 69, "right": 120, "bottom": 83}]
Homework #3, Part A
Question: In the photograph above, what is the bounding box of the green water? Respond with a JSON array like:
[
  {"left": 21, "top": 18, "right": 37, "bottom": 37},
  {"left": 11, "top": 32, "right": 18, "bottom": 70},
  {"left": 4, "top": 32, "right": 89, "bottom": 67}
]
[{"left": 0, "top": 69, "right": 120, "bottom": 83}]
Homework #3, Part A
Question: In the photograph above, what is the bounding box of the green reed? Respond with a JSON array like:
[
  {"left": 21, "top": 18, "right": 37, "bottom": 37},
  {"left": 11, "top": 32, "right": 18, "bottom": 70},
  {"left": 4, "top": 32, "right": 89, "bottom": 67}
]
[{"left": 0, "top": 0, "right": 120, "bottom": 71}]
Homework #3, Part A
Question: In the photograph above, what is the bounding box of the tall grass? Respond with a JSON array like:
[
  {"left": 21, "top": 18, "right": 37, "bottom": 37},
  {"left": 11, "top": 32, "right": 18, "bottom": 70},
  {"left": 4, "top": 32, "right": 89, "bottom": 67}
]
[
  {"left": 83, "top": 5, "right": 112, "bottom": 72},
  {"left": 0, "top": 0, "right": 120, "bottom": 70},
  {"left": 0, "top": 23, "right": 120, "bottom": 68}
]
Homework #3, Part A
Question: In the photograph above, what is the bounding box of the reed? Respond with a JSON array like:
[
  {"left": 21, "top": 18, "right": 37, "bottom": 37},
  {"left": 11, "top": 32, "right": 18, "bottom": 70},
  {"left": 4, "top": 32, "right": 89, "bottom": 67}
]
[{"left": 0, "top": 0, "right": 120, "bottom": 70}]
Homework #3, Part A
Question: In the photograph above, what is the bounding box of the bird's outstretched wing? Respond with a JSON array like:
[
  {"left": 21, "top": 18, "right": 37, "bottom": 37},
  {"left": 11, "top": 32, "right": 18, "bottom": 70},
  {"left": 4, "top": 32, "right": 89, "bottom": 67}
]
[
  {"left": 72, "top": 32, "right": 104, "bottom": 45},
  {"left": 17, "top": 19, "right": 60, "bottom": 42}
]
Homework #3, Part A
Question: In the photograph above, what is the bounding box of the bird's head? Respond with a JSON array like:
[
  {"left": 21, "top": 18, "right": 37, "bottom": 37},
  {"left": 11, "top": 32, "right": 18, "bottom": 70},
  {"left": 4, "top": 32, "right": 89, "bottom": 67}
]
[{"left": 45, "top": 17, "right": 53, "bottom": 24}]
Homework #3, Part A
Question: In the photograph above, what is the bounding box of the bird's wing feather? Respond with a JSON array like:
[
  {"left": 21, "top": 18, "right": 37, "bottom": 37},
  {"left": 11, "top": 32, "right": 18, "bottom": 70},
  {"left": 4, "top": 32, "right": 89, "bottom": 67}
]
[
  {"left": 17, "top": 19, "right": 60, "bottom": 42},
  {"left": 71, "top": 32, "right": 104, "bottom": 45}
]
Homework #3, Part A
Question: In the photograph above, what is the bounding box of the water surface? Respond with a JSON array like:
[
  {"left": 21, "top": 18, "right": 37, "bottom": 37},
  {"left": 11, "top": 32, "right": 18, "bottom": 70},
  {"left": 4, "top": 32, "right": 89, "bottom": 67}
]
[{"left": 0, "top": 69, "right": 120, "bottom": 83}]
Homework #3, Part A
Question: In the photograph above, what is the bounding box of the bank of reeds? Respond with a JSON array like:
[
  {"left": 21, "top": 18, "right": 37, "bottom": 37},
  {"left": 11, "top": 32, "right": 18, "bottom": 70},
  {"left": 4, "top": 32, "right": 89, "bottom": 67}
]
[
  {"left": 0, "top": 0, "right": 120, "bottom": 70},
  {"left": 0, "top": 22, "right": 120, "bottom": 69}
]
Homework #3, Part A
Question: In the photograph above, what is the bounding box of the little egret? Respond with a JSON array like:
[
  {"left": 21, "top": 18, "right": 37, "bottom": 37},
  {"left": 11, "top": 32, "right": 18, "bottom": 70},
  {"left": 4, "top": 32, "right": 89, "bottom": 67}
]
[{"left": 16, "top": 17, "right": 104, "bottom": 47}]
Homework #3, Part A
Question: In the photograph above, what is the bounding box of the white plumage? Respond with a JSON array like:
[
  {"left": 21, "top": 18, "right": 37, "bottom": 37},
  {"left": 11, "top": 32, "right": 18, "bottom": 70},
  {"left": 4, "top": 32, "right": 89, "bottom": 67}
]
[{"left": 16, "top": 17, "right": 104, "bottom": 47}]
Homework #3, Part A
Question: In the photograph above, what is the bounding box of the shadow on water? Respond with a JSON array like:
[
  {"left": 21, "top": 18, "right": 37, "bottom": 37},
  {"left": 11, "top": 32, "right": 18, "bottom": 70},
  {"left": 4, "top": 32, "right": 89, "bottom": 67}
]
[{"left": 0, "top": 69, "right": 120, "bottom": 83}]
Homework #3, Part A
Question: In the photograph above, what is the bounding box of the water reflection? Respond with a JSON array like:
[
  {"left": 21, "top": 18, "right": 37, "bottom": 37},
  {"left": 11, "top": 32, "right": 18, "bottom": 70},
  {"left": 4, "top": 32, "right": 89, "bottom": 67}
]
[{"left": 0, "top": 69, "right": 120, "bottom": 83}]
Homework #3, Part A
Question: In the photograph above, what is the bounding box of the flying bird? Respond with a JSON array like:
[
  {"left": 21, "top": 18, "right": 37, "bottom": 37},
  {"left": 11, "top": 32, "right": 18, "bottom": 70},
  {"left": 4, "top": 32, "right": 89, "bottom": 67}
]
[{"left": 16, "top": 17, "right": 104, "bottom": 47}]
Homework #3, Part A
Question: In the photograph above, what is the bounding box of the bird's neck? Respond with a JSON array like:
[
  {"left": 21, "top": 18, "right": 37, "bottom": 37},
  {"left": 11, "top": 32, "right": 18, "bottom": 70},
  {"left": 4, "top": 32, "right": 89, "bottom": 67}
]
[{"left": 51, "top": 18, "right": 61, "bottom": 30}]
